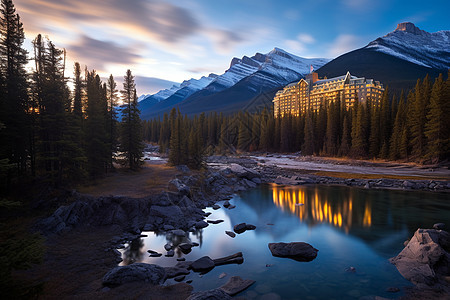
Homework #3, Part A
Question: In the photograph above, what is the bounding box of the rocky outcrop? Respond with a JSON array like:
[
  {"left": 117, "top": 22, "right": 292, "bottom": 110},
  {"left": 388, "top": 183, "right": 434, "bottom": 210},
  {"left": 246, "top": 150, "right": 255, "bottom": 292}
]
[
  {"left": 233, "top": 223, "right": 256, "bottom": 234},
  {"left": 102, "top": 263, "right": 166, "bottom": 287},
  {"left": 390, "top": 228, "right": 450, "bottom": 292},
  {"left": 187, "top": 289, "right": 232, "bottom": 300},
  {"left": 220, "top": 276, "right": 255, "bottom": 296},
  {"left": 268, "top": 242, "right": 318, "bottom": 262}
]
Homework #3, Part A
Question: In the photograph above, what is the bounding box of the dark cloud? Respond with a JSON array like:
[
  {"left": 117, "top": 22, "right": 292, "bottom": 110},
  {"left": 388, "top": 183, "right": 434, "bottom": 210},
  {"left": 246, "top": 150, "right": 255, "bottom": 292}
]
[
  {"left": 69, "top": 35, "right": 141, "bottom": 71},
  {"left": 100, "top": 75, "right": 177, "bottom": 95},
  {"left": 15, "top": 0, "right": 200, "bottom": 44},
  {"left": 135, "top": 76, "right": 178, "bottom": 94}
]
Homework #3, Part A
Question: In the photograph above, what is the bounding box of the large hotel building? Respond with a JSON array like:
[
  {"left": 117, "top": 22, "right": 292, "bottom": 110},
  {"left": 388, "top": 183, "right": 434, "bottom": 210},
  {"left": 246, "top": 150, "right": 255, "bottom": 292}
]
[{"left": 273, "top": 71, "right": 384, "bottom": 116}]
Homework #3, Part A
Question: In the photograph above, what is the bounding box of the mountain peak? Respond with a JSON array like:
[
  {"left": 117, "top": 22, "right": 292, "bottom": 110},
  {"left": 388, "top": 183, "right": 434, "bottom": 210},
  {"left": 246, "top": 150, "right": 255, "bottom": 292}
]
[{"left": 394, "top": 22, "right": 427, "bottom": 35}]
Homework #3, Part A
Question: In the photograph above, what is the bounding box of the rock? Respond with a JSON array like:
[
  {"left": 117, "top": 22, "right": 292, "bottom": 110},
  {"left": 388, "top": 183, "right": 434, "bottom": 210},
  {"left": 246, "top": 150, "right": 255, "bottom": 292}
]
[
  {"left": 251, "top": 177, "right": 262, "bottom": 184},
  {"left": 166, "top": 249, "right": 175, "bottom": 257},
  {"left": 228, "top": 205, "right": 236, "bottom": 209},
  {"left": 179, "top": 243, "right": 193, "bottom": 253},
  {"left": 433, "top": 223, "right": 445, "bottom": 230},
  {"left": 207, "top": 219, "right": 224, "bottom": 224},
  {"left": 165, "top": 266, "right": 190, "bottom": 278},
  {"left": 164, "top": 243, "right": 172, "bottom": 251},
  {"left": 176, "top": 165, "right": 190, "bottom": 173},
  {"left": 191, "top": 256, "right": 215, "bottom": 272},
  {"left": 212, "top": 204, "right": 221, "bottom": 210},
  {"left": 150, "top": 253, "right": 162, "bottom": 257},
  {"left": 177, "top": 257, "right": 186, "bottom": 261},
  {"left": 102, "top": 263, "right": 165, "bottom": 286},
  {"left": 219, "top": 272, "right": 227, "bottom": 279},
  {"left": 147, "top": 249, "right": 158, "bottom": 254},
  {"left": 187, "top": 289, "right": 232, "bottom": 300},
  {"left": 195, "top": 220, "right": 209, "bottom": 229},
  {"left": 229, "top": 164, "right": 260, "bottom": 180},
  {"left": 233, "top": 223, "right": 256, "bottom": 234},
  {"left": 213, "top": 252, "right": 244, "bottom": 266},
  {"left": 168, "top": 179, "right": 190, "bottom": 196},
  {"left": 246, "top": 224, "right": 256, "bottom": 230},
  {"left": 163, "top": 224, "right": 175, "bottom": 231},
  {"left": 223, "top": 201, "right": 231, "bottom": 208},
  {"left": 234, "top": 223, "right": 248, "bottom": 234},
  {"left": 345, "top": 266, "right": 356, "bottom": 273},
  {"left": 386, "top": 287, "right": 400, "bottom": 293},
  {"left": 402, "top": 180, "right": 415, "bottom": 188},
  {"left": 192, "top": 242, "right": 200, "bottom": 247},
  {"left": 220, "top": 276, "right": 256, "bottom": 296},
  {"left": 225, "top": 231, "right": 236, "bottom": 238},
  {"left": 186, "top": 280, "right": 193, "bottom": 284},
  {"left": 172, "top": 229, "right": 186, "bottom": 237},
  {"left": 268, "top": 242, "right": 318, "bottom": 262},
  {"left": 174, "top": 275, "right": 186, "bottom": 282},
  {"left": 390, "top": 228, "right": 450, "bottom": 289}
]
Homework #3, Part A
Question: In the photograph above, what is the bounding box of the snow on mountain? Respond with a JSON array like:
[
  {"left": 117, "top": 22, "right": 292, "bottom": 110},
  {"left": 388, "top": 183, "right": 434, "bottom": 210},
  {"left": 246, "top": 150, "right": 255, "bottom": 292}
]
[
  {"left": 196, "top": 47, "right": 329, "bottom": 97},
  {"left": 148, "top": 83, "right": 181, "bottom": 102},
  {"left": 138, "top": 74, "right": 217, "bottom": 109},
  {"left": 365, "top": 22, "right": 450, "bottom": 70}
]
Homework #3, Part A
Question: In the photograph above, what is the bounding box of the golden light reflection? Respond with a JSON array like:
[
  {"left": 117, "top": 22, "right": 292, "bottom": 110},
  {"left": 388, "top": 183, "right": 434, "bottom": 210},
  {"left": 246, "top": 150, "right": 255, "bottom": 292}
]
[{"left": 271, "top": 185, "right": 372, "bottom": 232}]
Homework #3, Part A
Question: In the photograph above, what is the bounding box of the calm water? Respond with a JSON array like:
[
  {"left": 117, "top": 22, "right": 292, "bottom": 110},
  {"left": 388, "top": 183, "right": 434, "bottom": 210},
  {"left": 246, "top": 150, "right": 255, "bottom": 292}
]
[{"left": 119, "top": 184, "right": 450, "bottom": 299}]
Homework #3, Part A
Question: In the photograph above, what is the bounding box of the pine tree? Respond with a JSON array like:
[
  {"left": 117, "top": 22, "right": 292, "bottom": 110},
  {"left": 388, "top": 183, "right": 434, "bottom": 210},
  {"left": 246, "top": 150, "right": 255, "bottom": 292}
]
[
  {"left": 106, "top": 74, "right": 118, "bottom": 168},
  {"left": 302, "top": 111, "right": 314, "bottom": 155},
  {"left": 351, "top": 100, "right": 367, "bottom": 158},
  {"left": 0, "top": 0, "right": 29, "bottom": 183},
  {"left": 119, "top": 70, "right": 143, "bottom": 170},
  {"left": 368, "top": 101, "right": 380, "bottom": 158},
  {"left": 424, "top": 74, "right": 448, "bottom": 162},
  {"left": 338, "top": 114, "right": 351, "bottom": 156},
  {"left": 187, "top": 126, "right": 204, "bottom": 169},
  {"left": 409, "top": 77, "right": 431, "bottom": 160},
  {"left": 389, "top": 91, "right": 406, "bottom": 160}
]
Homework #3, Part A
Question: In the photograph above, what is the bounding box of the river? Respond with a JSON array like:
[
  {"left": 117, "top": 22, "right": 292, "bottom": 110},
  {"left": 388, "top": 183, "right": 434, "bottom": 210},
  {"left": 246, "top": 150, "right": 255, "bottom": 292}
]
[{"left": 119, "top": 184, "right": 450, "bottom": 299}]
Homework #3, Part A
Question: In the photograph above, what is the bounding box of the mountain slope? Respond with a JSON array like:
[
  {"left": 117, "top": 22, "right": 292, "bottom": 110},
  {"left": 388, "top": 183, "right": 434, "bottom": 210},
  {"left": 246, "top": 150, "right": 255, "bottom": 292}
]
[
  {"left": 318, "top": 22, "right": 448, "bottom": 92},
  {"left": 138, "top": 74, "right": 217, "bottom": 113},
  {"left": 367, "top": 22, "right": 450, "bottom": 70},
  {"left": 141, "top": 48, "right": 329, "bottom": 119}
]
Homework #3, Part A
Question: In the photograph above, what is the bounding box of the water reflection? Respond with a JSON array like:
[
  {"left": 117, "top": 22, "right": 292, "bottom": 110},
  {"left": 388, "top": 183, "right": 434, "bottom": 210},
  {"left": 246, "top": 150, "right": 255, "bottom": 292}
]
[
  {"left": 272, "top": 185, "right": 371, "bottom": 233},
  {"left": 122, "top": 238, "right": 145, "bottom": 265}
]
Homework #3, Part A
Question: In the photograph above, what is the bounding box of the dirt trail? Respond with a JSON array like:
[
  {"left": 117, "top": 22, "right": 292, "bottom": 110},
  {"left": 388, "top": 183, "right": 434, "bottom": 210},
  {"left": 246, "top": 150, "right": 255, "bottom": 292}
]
[{"left": 77, "top": 160, "right": 177, "bottom": 197}]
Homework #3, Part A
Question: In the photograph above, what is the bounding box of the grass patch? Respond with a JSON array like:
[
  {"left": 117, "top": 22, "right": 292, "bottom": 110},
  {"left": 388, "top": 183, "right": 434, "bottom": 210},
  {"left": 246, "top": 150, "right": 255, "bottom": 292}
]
[{"left": 313, "top": 171, "right": 449, "bottom": 181}]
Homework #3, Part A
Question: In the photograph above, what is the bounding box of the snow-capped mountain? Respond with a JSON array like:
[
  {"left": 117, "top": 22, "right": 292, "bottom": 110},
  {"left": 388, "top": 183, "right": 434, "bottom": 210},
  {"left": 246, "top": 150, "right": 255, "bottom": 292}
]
[
  {"left": 365, "top": 22, "right": 450, "bottom": 70},
  {"left": 140, "top": 48, "right": 329, "bottom": 119},
  {"left": 138, "top": 74, "right": 217, "bottom": 112},
  {"left": 318, "top": 22, "right": 448, "bottom": 93}
]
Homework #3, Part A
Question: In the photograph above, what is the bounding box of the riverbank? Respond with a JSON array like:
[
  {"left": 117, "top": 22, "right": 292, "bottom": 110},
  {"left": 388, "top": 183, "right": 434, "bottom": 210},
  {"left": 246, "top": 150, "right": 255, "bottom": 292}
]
[
  {"left": 18, "top": 154, "right": 450, "bottom": 299},
  {"left": 208, "top": 154, "right": 450, "bottom": 192}
]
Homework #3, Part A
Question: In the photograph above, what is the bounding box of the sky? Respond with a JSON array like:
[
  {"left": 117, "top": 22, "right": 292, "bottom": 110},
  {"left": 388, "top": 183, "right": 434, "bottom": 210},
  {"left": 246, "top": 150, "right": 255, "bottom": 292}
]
[{"left": 14, "top": 0, "right": 450, "bottom": 95}]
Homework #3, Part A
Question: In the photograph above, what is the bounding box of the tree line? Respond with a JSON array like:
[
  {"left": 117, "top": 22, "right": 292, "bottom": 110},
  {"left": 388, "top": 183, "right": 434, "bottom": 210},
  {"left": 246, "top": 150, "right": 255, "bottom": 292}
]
[
  {"left": 0, "top": 0, "right": 143, "bottom": 194},
  {"left": 144, "top": 71, "right": 449, "bottom": 164}
]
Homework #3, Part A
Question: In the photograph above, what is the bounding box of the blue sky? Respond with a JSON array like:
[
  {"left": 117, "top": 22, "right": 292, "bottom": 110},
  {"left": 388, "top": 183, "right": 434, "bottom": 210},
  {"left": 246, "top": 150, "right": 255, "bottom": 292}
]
[{"left": 14, "top": 0, "right": 450, "bottom": 95}]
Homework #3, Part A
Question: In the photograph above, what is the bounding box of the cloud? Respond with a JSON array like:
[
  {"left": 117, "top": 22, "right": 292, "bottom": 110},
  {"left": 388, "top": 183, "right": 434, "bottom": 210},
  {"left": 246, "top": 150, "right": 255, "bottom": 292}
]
[
  {"left": 206, "top": 28, "right": 244, "bottom": 55},
  {"left": 69, "top": 35, "right": 141, "bottom": 72},
  {"left": 297, "top": 34, "right": 315, "bottom": 44},
  {"left": 284, "top": 33, "right": 316, "bottom": 55},
  {"left": 327, "top": 34, "right": 363, "bottom": 57},
  {"left": 15, "top": 0, "right": 200, "bottom": 47},
  {"left": 134, "top": 76, "right": 178, "bottom": 95}
]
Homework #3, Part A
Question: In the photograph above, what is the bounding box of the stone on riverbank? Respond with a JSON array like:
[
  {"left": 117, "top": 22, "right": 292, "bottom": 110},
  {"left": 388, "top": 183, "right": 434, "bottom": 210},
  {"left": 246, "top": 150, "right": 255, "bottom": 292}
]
[
  {"left": 220, "top": 276, "right": 255, "bottom": 296},
  {"left": 187, "top": 289, "right": 232, "bottom": 300},
  {"left": 225, "top": 231, "right": 236, "bottom": 238},
  {"left": 390, "top": 228, "right": 450, "bottom": 291},
  {"left": 102, "top": 263, "right": 165, "bottom": 287},
  {"left": 268, "top": 242, "right": 318, "bottom": 262},
  {"left": 190, "top": 256, "right": 215, "bottom": 272}
]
